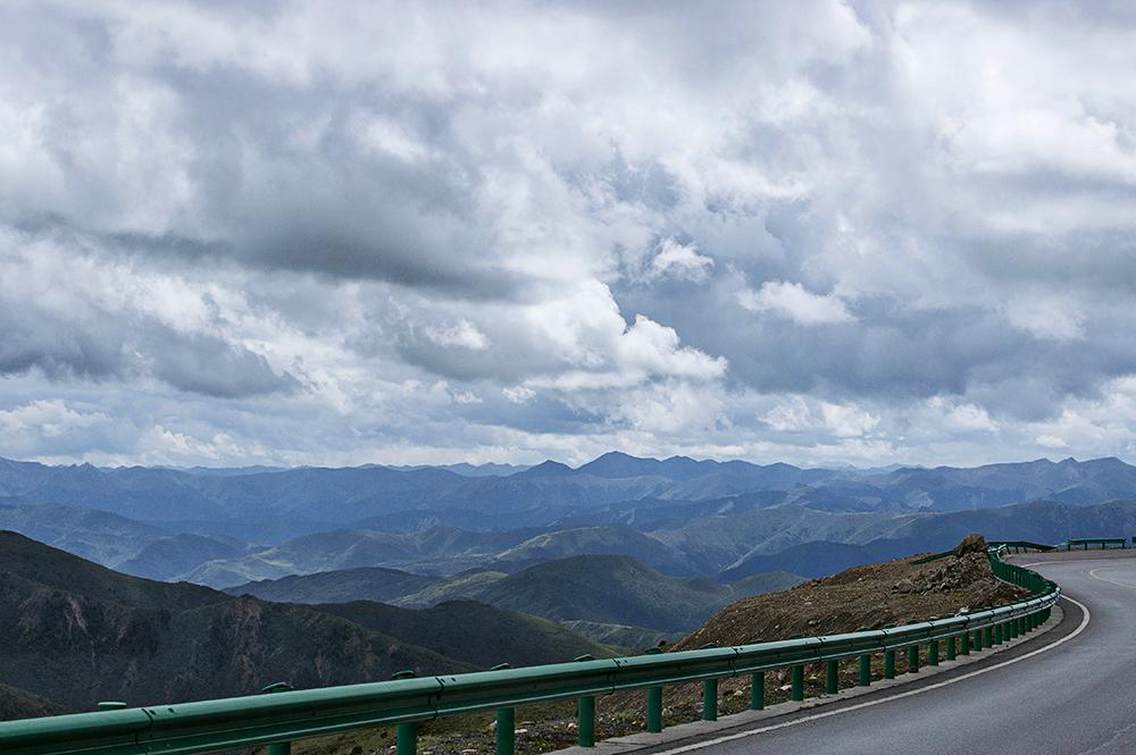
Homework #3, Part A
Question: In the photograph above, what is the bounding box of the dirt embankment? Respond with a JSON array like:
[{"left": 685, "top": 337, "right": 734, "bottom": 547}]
[
  {"left": 296, "top": 535, "right": 1027, "bottom": 755},
  {"left": 678, "top": 532, "right": 1022, "bottom": 650}
]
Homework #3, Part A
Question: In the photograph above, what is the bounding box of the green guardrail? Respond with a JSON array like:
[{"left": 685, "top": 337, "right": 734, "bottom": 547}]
[
  {"left": 987, "top": 540, "right": 1057, "bottom": 553},
  {"left": 1062, "top": 537, "right": 1127, "bottom": 551},
  {"left": 0, "top": 549, "right": 1061, "bottom": 755}
]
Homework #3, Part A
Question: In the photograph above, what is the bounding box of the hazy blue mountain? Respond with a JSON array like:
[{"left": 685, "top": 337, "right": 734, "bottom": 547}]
[
  {"left": 717, "top": 499, "right": 1136, "bottom": 580},
  {"left": 469, "top": 555, "right": 786, "bottom": 632},
  {"left": 6, "top": 455, "right": 1136, "bottom": 539},
  {"left": 517, "top": 460, "right": 576, "bottom": 477},
  {"left": 116, "top": 534, "right": 251, "bottom": 581},
  {"left": 492, "top": 525, "right": 694, "bottom": 575},
  {"left": 228, "top": 566, "right": 442, "bottom": 604},
  {"left": 184, "top": 526, "right": 540, "bottom": 588},
  {"left": 390, "top": 463, "right": 530, "bottom": 477},
  {"left": 0, "top": 503, "right": 170, "bottom": 568}
]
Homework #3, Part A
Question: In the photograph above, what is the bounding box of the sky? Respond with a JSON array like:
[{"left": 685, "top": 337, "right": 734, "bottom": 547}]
[{"left": 3, "top": 1, "right": 1136, "bottom": 468}]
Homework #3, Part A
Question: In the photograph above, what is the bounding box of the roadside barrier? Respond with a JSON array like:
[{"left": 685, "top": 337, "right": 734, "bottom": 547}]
[{"left": 0, "top": 548, "right": 1060, "bottom": 755}]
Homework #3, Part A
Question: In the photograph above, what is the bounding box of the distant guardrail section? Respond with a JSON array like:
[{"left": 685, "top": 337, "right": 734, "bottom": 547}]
[{"left": 0, "top": 548, "right": 1062, "bottom": 755}]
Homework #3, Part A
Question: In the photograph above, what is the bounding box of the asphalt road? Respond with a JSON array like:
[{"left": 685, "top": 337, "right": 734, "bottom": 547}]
[{"left": 650, "top": 554, "right": 1136, "bottom": 755}]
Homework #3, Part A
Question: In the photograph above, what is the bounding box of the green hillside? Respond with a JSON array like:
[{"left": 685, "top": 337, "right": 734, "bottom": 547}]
[
  {"left": 228, "top": 566, "right": 441, "bottom": 604},
  {"left": 314, "top": 599, "right": 615, "bottom": 668},
  {"left": 472, "top": 555, "right": 754, "bottom": 632}
]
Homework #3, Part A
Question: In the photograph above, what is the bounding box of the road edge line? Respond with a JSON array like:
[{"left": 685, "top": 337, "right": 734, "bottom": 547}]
[{"left": 647, "top": 594, "right": 1090, "bottom": 754}]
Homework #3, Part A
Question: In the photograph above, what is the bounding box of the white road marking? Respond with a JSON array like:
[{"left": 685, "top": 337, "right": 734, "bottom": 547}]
[
  {"left": 1088, "top": 567, "right": 1136, "bottom": 589},
  {"left": 650, "top": 594, "right": 1092, "bottom": 755}
]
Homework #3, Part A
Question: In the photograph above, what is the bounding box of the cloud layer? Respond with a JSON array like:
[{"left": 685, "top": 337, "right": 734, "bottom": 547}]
[{"left": 3, "top": 0, "right": 1136, "bottom": 467}]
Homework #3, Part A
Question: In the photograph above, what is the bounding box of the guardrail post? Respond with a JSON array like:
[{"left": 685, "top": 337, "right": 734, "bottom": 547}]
[
  {"left": 260, "top": 683, "right": 293, "bottom": 755},
  {"left": 960, "top": 631, "right": 970, "bottom": 655},
  {"left": 858, "top": 653, "right": 871, "bottom": 686},
  {"left": 573, "top": 654, "right": 596, "bottom": 746},
  {"left": 646, "top": 687, "right": 663, "bottom": 732},
  {"left": 391, "top": 671, "right": 418, "bottom": 755},
  {"left": 751, "top": 671, "right": 765, "bottom": 710},
  {"left": 984, "top": 625, "right": 994, "bottom": 647},
  {"left": 825, "top": 659, "right": 839, "bottom": 694},
  {"left": 577, "top": 695, "right": 595, "bottom": 747},
  {"left": 884, "top": 649, "right": 896, "bottom": 679},
  {"left": 946, "top": 635, "right": 956, "bottom": 661},
  {"left": 396, "top": 723, "right": 417, "bottom": 755},
  {"left": 702, "top": 679, "right": 718, "bottom": 721},
  {"left": 907, "top": 645, "right": 920, "bottom": 673},
  {"left": 791, "top": 664, "right": 804, "bottom": 701},
  {"left": 644, "top": 647, "right": 664, "bottom": 733},
  {"left": 928, "top": 640, "right": 939, "bottom": 666},
  {"left": 496, "top": 707, "right": 515, "bottom": 755}
]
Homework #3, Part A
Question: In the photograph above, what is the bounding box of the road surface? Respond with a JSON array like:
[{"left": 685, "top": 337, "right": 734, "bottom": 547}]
[{"left": 646, "top": 554, "right": 1136, "bottom": 754}]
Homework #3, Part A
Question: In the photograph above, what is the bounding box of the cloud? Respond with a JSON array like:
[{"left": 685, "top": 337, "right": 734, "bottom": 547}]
[
  {"left": 2, "top": 1, "right": 1136, "bottom": 466},
  {"left": 424, "top": 320, "right": 491, "bottom": 351},
  {"left": 738, "top": 281, "right": 854, "bottom": 325},
  {"left": 647, "top": 239, "right": 715, "bottom": 283}
]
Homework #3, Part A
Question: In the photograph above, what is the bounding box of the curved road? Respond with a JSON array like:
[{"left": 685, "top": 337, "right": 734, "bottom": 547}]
[{"left": 649, "top": 554, "right": 1136, "bottom": 755}]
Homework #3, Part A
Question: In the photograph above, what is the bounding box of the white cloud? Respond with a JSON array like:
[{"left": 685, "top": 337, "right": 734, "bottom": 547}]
[
  {"left": 1004, "top": 297, "right": 1085, "bottom": 342},
  {"left": 648, "top": 239, "right": 715, "bottom": 283},
  {"left": 502, "top": 385, "right": 536, "bottom": 404},
  {"left": 738, "top": 281, "right": 854, "bottom": 325},
  {"left": 4, "top": 2, "right": 1136, "bottom": 467},
  {"left": 761, "top": 396, "right": 878, "bottom": 439},
  {"left": 424, "top": 320, "right": 491, "bottom": 351}
]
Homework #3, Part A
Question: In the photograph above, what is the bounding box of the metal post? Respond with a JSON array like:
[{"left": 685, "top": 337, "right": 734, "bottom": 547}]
[
  {"left": 496, "top": 707, "right": 515, "bottom": 755},
  {"left": 984, "top": 625, "right": 994, "bottom": 647},
  {"left": 826, "top": 659, "right": 839, "bottom": 694},
  {"left": 907, "top": 645, "right": 920, "bottom": 673},
  {"left": 791, "top": 664, "right": 804, "bottom": 701},
  {"left": 928, "top": 640, "right": 939, "bottom": 666},
  {"left": 390, "top": 671, "right": 419, "bottom": 755},
  {"left": 946, "top": 635, "right": 956, "bottom": 661},
  {"left": 577, "top": 696, "right": 595, "bottom": 747},
  {"left": 702, "top": 679, "right": 718, "bottom": 721},
  {"left": 961, "top": 631, "right": 970, "bottom": 655},
  {"left": 261, "top": 683, "right": 292, "bottom": 755},
  {"left": 884, "top": 649, "right": 896, "bottom": 679},
  {"left": 859, "top": 654, "right": 871, "bottom": 686},
  {"left": 750, "top": 671, "right": 765, "bottom": 710},
  {"left": 396, "top": 723, "right": 417, "bottom": 755},
  {"left": 646, "top": 686, "right": 663, "bottom": 732}
]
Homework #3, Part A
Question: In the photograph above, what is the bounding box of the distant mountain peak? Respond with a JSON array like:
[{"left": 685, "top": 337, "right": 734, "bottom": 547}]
[{"left": 518, "top": 460, "right": 575, "bottom": 477}]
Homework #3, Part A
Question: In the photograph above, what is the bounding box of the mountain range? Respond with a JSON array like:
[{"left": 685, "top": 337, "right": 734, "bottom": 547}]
[
  {"left": 4, "top": 454, "right": 1136, "bottom": 541},
  {"left": 5, "top": 453, "right": 1136, "bottom": 614},
  {"left": 0, "top": 532, "right": 612, "bottom": 714},
  {"left": 226, "top": 555, "right": 804, "bottom": 636}
]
